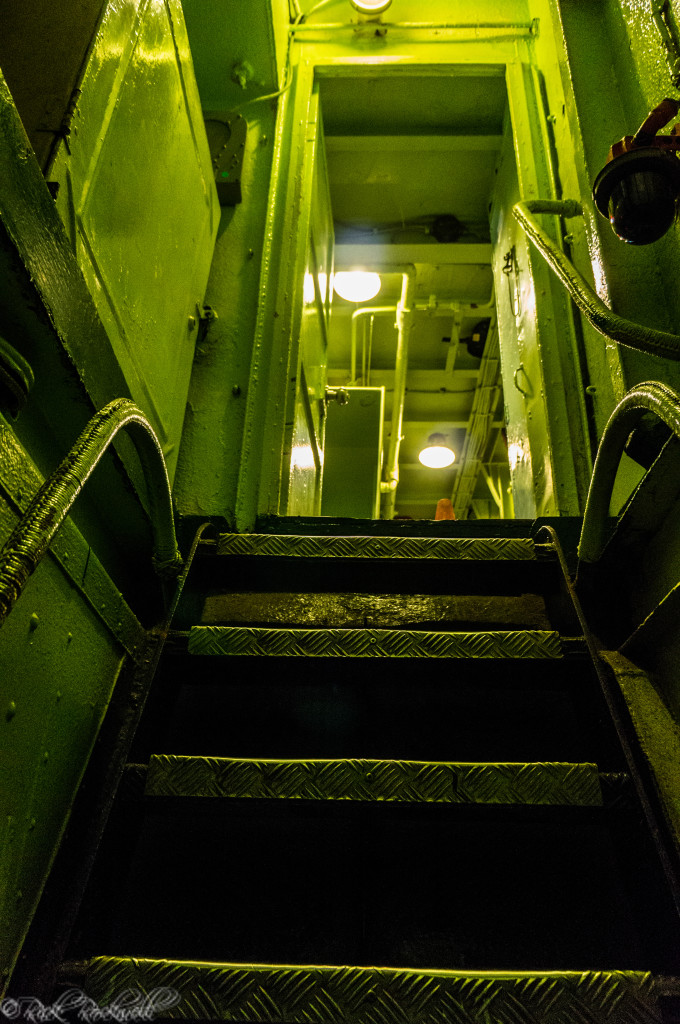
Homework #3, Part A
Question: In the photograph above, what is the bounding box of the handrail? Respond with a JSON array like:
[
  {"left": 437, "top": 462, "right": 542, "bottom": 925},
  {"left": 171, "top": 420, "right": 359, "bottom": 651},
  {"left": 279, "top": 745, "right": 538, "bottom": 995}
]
[
  {"left": 512, "top": 199, "right": 680, "bottom": 361},
  {"left": 578, "top": 380, "right": 680, "bottom": 564},
  {"left": 0, "top": 398, "right": 183, "bottom": 626}
]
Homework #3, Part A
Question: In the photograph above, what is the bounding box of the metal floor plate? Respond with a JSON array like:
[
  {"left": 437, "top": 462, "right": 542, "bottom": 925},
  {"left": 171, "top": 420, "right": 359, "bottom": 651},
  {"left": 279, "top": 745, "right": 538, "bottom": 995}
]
[{"left": 63, "top": 959, "right": 676, "bottom": 1024}]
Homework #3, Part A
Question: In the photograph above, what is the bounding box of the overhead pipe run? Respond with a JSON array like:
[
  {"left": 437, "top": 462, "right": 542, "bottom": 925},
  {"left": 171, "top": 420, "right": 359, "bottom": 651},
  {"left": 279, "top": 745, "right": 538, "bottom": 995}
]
[
  {"left": 349, "top": 295, "right": 494, "bottom": 384},
  {"left": 344, "top": 286, "right": 494, "bottom": 514},
  {"left": 291, "top": 22, "right": 537, "bottom": 38},
  {"left": 512, "top": 199, "right": 680, "bottom": 361},
  {"left": 350, "top": 306, "right": 397, "bottom": 384}
]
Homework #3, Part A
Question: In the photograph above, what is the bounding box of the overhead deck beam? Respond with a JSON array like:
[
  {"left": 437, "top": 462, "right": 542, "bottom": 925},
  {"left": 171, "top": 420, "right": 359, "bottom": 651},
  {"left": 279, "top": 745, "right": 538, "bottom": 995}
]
[
  {"left": 336, "top": 244, "right": 493, "bottom": 267},
  {"left": 326, "top": 135, "right": 503, "bottom": 154}
]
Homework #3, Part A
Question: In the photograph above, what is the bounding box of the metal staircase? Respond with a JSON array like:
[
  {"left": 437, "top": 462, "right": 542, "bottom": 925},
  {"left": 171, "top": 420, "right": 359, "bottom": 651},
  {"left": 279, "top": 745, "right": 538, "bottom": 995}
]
[{"left": 53, "top": 520, "right": 680, "bottom": 1022}]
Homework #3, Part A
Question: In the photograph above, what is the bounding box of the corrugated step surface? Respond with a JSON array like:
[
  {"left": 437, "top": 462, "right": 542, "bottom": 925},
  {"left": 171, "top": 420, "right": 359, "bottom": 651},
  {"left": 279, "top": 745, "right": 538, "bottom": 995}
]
[
  {"left": 55, "top": 527, "right": 680, "bottom": 1018},
  {"left": 143, "top": 755, "right": 604, "bottom": 806},
  {"left": 62, "top": 958, "right": 680, "bottom": 1024},
  {"left": 215, "top": 534, "right": 541, "bottom": 560},
  {"left": 182, "top": 534, "right": 560, "bottom": 605},
  {"left": 187, "top": 627, "right": 564, "bottom": 660}
]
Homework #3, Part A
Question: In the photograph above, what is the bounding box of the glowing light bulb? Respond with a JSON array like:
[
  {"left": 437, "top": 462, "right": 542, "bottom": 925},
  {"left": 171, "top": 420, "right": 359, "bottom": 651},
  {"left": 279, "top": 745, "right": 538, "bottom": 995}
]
[
  {"left": 333, "top": 271, "right": 381, "bottom": 303},
  {"left": 418, "top": 433, "right": 456, "bottom": 469},
  {"left": 419, "top": 446, "right": 456, "bottom": 469},
  {"left": 351, "top": 0, "right": 392, "bottom": 12}
]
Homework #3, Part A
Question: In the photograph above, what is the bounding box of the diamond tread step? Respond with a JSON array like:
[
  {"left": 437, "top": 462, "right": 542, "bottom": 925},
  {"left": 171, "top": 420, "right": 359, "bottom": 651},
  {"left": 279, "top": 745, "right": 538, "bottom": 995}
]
[
  {"left": 61, "top": 959, "right": 680, "bottom": 1024},
  {"left": 187, "top": 626, "right": 565, "bottom": 659},
  {"left": 215, "top": 533, "right": 545, "bottom": 561},
  {"left": 182, "top": 536, "right": 562, "bottom": 609},
  {"left": 141, "top": 756, "right": 604, "bottom": 806}
]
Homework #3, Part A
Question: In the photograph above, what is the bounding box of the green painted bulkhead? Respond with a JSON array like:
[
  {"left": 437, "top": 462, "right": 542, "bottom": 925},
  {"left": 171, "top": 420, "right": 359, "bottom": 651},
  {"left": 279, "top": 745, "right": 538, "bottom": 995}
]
[{"left": 3, "top": 0, "right": 680, "bottom": 996}]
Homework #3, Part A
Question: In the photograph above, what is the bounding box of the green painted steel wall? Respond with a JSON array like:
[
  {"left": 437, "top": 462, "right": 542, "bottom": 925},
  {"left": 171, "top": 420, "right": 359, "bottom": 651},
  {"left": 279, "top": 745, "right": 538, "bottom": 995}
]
[
  {"left": 182, "top": 0, "right": 289, "bottom": 112},
  {"left": 0, "top": 421, "right": 143, "bottom": 991},
  {"left": 0, "top": 0, "right": 107, "bottom": 172},
  {"left": 48, "top": 0, "right": 219, "bottom": 482},
  {"left": 0, "top": 0, "right": 219, "bottom": 991},
  {"left": 548, "top": 0, "right": 680, "bottom": 398},
  {"left": 172, "top": 0, "right": 288, "bottom": 526},
  {"left": 172, "top": 104, "right": 279, "bottom": 526}
]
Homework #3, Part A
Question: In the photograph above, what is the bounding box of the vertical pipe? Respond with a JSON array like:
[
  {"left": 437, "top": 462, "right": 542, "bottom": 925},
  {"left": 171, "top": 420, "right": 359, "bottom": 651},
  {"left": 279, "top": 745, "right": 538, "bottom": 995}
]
[
  {"left": 350, "top": 306, "right": 397, "bottom": 384},
  {"left": 367, "top": 315, "right": 375, "bottom": 386},
  {"left": 361, "top": 319, "right": 367, "bottom": 385},
  {"left": 382, "top": 267, "right": 416, "bottom": 519}
]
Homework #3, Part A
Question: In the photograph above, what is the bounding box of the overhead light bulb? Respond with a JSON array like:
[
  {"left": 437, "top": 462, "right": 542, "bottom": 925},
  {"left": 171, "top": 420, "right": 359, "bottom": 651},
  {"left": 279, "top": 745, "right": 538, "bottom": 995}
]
[
  {"left": 333, "top": 271, "right": 381, "bottom": 303},
  {"left": 350, "top": 0, "right": 392, "bottom": 12},
  {"left": 419, "top": 433, "right": 456, "bottom": 469}
]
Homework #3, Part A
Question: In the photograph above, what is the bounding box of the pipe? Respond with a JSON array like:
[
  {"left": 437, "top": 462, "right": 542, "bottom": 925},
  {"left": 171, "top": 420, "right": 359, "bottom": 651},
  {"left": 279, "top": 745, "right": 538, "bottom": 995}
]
[
  {"left": 350, "top": 306, "right": 397, "bottom": 384},
  {"left": 291, "top": 22, "right": 535, "bottom": 36},
  {"left": 413, "top": 297, "right": 495, "bottom": 315},
  {"left": 513, "top": 199, "right": 680, "bottom": 361},
  {"left": 651, "top": 1, "right": 680, "bottom": 89},
  {"left": 349, "top": 294, "right": 494, "bottom": 382},
  {"left": 293, "top": 0, "right": 338, "bottom": 23},
  {"left": 382, "top": 267, "right": 416, "bottom": 519},
  {"left": 0, "top": 398, "right": 183, "bottom": 626},
  {"left": 366, "top": 314, "right": 375, "bottom": 386},
  {"left": 578, "top": 380, "right": 680, "bottom": 564}
]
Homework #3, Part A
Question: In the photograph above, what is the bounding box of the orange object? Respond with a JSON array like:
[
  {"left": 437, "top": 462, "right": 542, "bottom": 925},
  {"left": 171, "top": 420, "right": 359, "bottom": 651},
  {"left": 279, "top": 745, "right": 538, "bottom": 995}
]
[{"left": 435, "top": 498, "right": 456, "bottom": 520}]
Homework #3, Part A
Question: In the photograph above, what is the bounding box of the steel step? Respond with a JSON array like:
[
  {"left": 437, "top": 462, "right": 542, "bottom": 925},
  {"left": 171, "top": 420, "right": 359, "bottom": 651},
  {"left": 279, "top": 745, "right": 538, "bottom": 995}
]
[
  {"left": 216, "top": 533, "right": 543, "bottom": 561},
  {"left": 132, "top": 646, "right": 621, "bottom": 766},
  {"left": 200, "top": 591, "right": 551, "bottom": 630},
  {"left": 60, "top": 958, "right": 680, "bottom": 1024},
  {"left": 180, "top": 534, "right": 562, "bottom": 608},
  {"left": 187, "top": 626, "right": 565, "bottom": 660},
  {"left": 141, "top": 755, "right": 605, "bottom": 807},
  {"left": 69, "top": 781, "right": 677, "bottom": 968}
]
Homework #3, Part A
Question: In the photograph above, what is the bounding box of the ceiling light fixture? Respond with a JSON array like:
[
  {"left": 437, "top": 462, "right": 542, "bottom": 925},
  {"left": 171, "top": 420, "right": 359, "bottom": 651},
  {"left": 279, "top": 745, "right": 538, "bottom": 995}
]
[
  {"left": 350, "top": 0, "right": 392, "bottom": 13},
  {"left": 419, "top": 433, "right": 456, "bottom": 469},
  {"left": 333, "top": 271, "right": 381, "bottom": 303}
]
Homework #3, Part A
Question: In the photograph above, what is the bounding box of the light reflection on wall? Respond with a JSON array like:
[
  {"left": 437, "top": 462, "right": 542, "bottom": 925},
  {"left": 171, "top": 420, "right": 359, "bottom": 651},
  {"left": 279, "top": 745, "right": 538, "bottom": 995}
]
[
  {"left": 291, "top": 443, "right": 317, "bottom": 471},
  {"left": 304, "top": 273, "right": 315, "bottom": 304},
  {"left": 587, "top": 219, "right": 610, "bottom": 303},
  {"left": 303, "top": 273, "right": 329, "bottom": 305},
  {"left": 507, "top": 441, "right": 529, "bottom": 471}
]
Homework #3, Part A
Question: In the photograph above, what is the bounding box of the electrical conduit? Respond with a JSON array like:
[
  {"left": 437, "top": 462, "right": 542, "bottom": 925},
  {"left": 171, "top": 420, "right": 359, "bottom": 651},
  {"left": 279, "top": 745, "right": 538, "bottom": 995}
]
[{"left": 513, "top": 199, "right": 680, "bottom": 361}]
